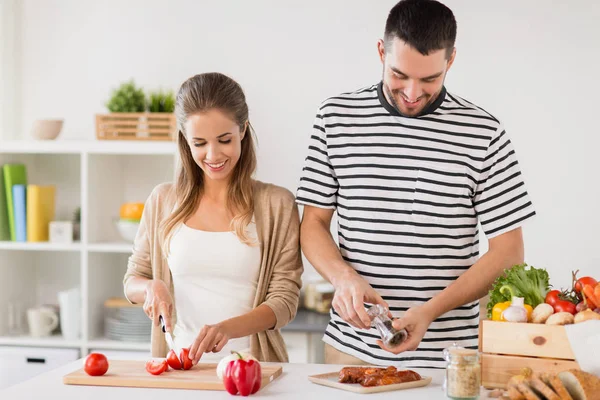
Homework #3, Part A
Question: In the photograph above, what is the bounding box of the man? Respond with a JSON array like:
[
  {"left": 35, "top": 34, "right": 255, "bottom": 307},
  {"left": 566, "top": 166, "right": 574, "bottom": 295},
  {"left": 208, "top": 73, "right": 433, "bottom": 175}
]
[{"left": 296, "top": 0, "right": 536, "bottom": 368}]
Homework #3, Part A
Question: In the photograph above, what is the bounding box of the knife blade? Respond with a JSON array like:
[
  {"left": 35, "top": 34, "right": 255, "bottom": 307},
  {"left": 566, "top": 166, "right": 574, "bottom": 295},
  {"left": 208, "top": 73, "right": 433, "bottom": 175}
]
[{"left": 159, "top": 315, "right": 182, "bottom": 364}]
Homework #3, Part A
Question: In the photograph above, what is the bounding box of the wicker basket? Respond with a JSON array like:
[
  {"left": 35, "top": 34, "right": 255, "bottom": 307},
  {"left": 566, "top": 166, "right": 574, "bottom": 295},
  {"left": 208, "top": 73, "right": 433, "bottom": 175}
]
[{"left": 95, "top": 113, "right": 177, "bottom": 141}]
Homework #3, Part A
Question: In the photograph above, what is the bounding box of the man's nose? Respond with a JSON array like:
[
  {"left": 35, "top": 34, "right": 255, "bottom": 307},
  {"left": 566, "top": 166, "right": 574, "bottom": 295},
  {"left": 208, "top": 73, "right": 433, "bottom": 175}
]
[{"left": 404, "top": 80, "right": 422, "bottom": 101}]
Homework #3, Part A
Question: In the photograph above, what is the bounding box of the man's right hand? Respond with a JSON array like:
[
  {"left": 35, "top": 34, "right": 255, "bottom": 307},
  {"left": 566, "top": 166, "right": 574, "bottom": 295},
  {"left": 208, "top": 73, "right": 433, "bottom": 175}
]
[
  {"left": 331, "top": 270, "right": 389, "bottom": 329},
  {"left": 143, "top": 279, "right": 174, "bottom": 332}
]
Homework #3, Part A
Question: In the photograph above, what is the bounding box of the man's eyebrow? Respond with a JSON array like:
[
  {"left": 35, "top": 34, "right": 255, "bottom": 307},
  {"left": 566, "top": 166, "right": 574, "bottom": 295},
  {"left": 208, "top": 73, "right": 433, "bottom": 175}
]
[{"left": 390, "top": 66, "right": 443, "bottom": 80}]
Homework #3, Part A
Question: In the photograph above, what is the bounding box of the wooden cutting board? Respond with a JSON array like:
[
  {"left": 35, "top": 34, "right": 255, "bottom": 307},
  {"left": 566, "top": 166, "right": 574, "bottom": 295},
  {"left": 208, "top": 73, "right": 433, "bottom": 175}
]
[
  {"left": 308, "top": 371, "right": 432, "bottom": 394},
  {"left": 63, "top": 360, "right": 282, "bottom": 390}
]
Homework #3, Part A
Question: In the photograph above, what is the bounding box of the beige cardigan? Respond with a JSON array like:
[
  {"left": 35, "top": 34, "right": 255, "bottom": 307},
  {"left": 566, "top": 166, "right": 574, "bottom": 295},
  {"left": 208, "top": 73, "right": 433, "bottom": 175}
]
[{"left": 123, "top": 181, "right": 303, "bottom": 362}]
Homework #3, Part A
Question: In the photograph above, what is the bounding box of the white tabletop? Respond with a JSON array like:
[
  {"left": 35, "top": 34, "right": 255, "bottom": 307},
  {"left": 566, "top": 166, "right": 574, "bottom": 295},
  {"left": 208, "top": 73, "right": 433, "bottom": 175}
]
[{"left": 0, "top": 359, "right": 497, "bottom": 399}]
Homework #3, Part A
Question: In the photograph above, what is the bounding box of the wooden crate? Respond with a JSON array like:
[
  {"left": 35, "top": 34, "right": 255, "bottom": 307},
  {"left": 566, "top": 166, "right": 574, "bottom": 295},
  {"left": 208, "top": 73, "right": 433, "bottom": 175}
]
[
  {"left": 479, "top": 320, "right": 580, "bottom": 389},
  {"left": 95, "top": 113, "right": 176, "bottom": 141}
]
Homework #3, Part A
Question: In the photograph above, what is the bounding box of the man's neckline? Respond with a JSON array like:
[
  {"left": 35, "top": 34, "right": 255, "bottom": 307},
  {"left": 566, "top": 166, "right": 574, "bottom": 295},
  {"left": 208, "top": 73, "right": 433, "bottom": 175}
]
[{"left": 377, "top": 81, "right": 447, "bottom": 118}]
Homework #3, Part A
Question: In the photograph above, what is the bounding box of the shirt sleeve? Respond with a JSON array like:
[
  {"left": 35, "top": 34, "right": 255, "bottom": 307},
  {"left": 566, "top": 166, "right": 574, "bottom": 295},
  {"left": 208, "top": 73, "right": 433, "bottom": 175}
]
[
  {"left": 295, "top": 109, "right": 339, "bottom": 209},
  {"left": 473, "top": 125, "right": 536, "bottom": 238}
]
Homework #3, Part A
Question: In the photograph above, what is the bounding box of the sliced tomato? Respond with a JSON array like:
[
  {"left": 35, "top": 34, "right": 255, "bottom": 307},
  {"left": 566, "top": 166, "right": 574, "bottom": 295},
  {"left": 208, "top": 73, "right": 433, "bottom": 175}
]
[
  {"left": 84, "top": 353, "right": 109, "bottom": 376},
  {"left": 146, "top": 359, "right": 169, "bottom": 376},
  {"left": 167, "top": 349, "right": 182, "bottom": 370},
  {"left": 180, "top": 348, "right": 193, "bottom": 370}
]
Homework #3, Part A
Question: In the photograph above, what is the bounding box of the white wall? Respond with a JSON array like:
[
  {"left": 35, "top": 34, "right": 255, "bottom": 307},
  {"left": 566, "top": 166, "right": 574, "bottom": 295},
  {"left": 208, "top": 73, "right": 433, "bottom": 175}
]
[{"left": 11, "top": 0, "right": 600, "bottom": 287}]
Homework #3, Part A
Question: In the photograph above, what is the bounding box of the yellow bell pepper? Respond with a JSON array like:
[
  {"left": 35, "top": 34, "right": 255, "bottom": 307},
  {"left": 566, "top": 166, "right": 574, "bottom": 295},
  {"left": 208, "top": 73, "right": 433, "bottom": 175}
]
[
  {"left": 492, "top": 301, "right": 533, "bottom": 322},
  {"left": 492, "top": 301, "right": 511, "bottom": 321},
  {"left": 524, "top": 304, "right": 533, "bottom": 322}
]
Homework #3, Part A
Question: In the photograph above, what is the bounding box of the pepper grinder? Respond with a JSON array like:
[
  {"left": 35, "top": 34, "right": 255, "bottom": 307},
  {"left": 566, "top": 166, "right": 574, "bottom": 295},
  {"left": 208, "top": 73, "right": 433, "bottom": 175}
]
[{"left": 367, "top": 304, "right": 408, "bottom": 347}]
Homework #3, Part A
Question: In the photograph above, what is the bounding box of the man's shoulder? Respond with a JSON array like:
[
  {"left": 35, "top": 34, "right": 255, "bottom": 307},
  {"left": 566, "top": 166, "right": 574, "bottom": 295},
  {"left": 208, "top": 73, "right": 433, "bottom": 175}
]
[
  {"left": 443, "top": 91, "right": 501, "bottom": 126},
  {"left": 318, "top": 83, "right": 380, "bottom": 111}
]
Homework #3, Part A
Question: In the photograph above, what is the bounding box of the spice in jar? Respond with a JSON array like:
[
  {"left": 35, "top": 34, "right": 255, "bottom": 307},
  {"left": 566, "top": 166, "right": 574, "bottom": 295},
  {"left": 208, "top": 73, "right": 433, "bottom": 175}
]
[
  {"left": 443, "top": 347, "right": 481, "bottom": 400},
  {"left": 366, "top": 304, "right": 407, "bottom": 347}
]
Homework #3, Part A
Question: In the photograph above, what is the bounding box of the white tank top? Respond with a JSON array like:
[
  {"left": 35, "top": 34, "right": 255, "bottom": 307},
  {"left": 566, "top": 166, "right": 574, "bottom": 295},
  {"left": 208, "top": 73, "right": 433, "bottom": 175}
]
[{"left": 167, "top": 222, "right": 261, "bottom": 361}]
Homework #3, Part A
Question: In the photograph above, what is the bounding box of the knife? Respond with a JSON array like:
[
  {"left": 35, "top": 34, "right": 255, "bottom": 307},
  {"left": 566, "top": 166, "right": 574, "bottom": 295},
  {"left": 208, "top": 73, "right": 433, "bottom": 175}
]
[{"left": 159, "top": 315, "right": 182, "bottom": 364}]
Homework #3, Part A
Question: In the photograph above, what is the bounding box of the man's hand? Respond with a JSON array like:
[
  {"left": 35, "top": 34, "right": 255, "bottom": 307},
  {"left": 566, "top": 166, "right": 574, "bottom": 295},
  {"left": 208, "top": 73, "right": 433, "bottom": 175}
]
[
  {"left": 332, "top": 270, "right": 389, "bottom": 330},
  {"left": 376, "top": 305, "right": 435, "bottom": 354}
]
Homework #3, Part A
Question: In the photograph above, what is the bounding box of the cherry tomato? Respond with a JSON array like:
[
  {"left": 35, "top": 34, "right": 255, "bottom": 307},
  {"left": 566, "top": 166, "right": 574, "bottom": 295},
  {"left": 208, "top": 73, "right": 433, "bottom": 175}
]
[
  {"left": 554, "top": 300, "right": 577, "bottom": 315},
  {"left": 84, "top": 353, "right": 109, "bottom": 376},
  {"left": 145, "top": 359, "right": 169, "bottom": 375},
  {"left": 180, "top": 348, "right": 193, "bottom": 370},
  {"left": 167, "top": 349, "right": 182, "bottom": 370},
  {"left": 574, "top": 277, "right": 597, "bottom": 294},
  {"left": 545, "top": 290, "right": 561, "bottom": 307}
]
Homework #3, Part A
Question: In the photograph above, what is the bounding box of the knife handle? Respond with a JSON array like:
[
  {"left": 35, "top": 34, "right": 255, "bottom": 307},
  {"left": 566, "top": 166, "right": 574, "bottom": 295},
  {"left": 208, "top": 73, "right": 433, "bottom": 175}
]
[{"left": 159, "top": 315, "right": 167, "bottom": 333}]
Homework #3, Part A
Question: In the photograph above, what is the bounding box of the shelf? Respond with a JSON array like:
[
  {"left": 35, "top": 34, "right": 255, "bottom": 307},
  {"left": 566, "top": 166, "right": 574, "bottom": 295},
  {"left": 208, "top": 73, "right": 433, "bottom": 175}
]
[
  {"left": 0, "top": 335, "right": 82, "bottom": 348},
  {"left": 0, "top": 241, "right": 82, "bottom": 252},
  {"left": 87, "top": 338, "right": 150, "bottom": 351},
  {"left": 87, "top": 242, "right": 133, "bottom": 254},
  {"left": 0, "top": 140, "right": 176, "bottom": 155}
]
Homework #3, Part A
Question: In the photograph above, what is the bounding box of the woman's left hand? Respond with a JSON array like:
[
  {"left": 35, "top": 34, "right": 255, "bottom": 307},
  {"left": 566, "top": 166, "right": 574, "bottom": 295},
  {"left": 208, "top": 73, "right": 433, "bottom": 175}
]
[{"left": 189, "top": 323, "right": 231, "bottom": 365}]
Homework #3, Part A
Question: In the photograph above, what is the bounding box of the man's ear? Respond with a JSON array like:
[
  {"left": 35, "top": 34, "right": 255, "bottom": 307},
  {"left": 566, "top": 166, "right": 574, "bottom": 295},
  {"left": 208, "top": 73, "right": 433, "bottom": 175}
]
[
  {"left": 377, "top": 39, "right": 386, "bottom": 65},
  {"left": 446, "top": 47, "right": 457, "bottom": 71}
]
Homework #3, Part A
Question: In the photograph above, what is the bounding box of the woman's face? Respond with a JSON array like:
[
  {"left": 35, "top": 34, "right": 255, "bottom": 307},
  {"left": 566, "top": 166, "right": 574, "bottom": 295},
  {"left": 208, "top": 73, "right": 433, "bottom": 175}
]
[{"left": 185, "top": 109, "right": 245, "bottom": 183}]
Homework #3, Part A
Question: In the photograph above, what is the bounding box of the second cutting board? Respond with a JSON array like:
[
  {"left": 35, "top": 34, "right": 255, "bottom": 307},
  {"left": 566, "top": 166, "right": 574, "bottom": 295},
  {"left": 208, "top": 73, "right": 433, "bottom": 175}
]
[{"left": 63, "top": 360, "right": 282, "bottom": 390}]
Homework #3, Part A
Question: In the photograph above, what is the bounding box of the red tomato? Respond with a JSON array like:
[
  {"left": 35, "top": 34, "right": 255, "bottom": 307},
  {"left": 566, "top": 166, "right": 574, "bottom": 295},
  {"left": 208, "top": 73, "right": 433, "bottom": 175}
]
[
  {"left": 554, "top": 300, "right": 577, "bottom": 315},
  {"left": 545, "top": 290, "right": 561, "bottom": 307},
  {"left": 145, "top": 359, "right": 169, "bottom": 376},
  {"left": 84, "top": 353, "right": 109, "bottom": 376},
  {"left": 180, "top": 348, "right": 193, "bottom": 370},
  {"left": 167, "top": 349, "right": 182, "bottom": 370},
  {"left": 575, "top": 277, "right": 598, "bottom": 294}
]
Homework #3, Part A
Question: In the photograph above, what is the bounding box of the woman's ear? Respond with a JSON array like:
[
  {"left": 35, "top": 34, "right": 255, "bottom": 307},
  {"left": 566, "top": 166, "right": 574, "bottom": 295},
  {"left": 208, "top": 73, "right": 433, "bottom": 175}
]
[{"left": 240, "top": 121, "right": 249, "bottom": 140}]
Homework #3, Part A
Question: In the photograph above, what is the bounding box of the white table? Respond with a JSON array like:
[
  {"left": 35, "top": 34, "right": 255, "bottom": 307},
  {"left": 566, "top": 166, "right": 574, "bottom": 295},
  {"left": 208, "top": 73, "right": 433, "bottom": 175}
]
[{"left": 0, "top": 360, "right": 496, "bottom": 399}]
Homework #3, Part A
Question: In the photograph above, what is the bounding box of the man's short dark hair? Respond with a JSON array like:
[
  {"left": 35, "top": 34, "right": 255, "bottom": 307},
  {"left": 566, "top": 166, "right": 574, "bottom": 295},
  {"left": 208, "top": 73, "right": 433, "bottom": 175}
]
[{"left": 384, "top": 0, "right": 457, "bottom": 59}]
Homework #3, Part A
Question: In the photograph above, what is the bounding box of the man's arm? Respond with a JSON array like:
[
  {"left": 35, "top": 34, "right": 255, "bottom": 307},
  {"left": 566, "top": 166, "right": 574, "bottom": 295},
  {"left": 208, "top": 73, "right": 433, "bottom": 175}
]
[
  {"left": 301, "top": 205, "right": 388, "bottom": 329},
  {"left": 382, "top": 227, "right": 524, "bottom": 353}
]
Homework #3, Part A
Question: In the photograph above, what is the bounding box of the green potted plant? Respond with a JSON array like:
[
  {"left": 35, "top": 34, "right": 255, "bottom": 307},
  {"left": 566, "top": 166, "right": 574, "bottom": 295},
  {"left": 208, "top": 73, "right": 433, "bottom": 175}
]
[{"left": 96, "top": 80, "right": 176, "bottom": 141}]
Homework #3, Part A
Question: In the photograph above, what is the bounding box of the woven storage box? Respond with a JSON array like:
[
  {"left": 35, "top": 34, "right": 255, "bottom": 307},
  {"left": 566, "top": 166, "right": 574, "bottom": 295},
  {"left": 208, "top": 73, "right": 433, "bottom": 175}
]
[{"left": 95, "top": 113, "right": 176, "bottom": 141}]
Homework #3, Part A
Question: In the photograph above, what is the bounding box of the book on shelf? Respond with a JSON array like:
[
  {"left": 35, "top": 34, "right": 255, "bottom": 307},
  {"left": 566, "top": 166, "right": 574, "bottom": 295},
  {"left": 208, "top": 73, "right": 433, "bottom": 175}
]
[
  {"left": 27, "top": 185, "right": 56, "bottom": 242},
  {"left": 2, "top": 164, "right": 27, "bottom": 241},
  {"left": 12, "top": 184, "right": 27, "bottom": 242},
  {"left": 0, "top": 168, "right": 9, "bottom": 241}
]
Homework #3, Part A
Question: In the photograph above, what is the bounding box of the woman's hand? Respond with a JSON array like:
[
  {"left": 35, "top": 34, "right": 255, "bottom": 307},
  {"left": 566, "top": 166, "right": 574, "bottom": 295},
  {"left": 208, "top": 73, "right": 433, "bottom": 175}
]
[
  {"left": 188, "top": 323, "right": 231, "bottom": 365},
  {"left": 143, "top": 279, "right": 174, "bottom": 332}
]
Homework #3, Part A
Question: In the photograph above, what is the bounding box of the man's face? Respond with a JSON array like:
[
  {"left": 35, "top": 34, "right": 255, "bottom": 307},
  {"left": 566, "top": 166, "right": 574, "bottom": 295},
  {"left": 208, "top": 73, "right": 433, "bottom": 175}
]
[{"left": 378, "top": 37, "right": 455, "bottom": 117}]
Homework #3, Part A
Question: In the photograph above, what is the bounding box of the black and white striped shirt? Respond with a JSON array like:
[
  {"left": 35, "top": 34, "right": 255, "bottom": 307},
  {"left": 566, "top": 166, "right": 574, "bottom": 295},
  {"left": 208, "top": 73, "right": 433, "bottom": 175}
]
[{"left": 296, "top": 82, "right": 536, "bottom": 369}]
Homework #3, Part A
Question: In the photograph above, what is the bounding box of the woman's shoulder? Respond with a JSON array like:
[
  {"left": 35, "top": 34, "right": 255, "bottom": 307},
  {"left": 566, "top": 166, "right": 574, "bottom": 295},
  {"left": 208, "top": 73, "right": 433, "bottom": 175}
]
[
  {"left": 253, "top": 180, "right": 296, "bottom": 209},
  {"left": 147, "top": 182, "right": 177, "bottom": 209}
]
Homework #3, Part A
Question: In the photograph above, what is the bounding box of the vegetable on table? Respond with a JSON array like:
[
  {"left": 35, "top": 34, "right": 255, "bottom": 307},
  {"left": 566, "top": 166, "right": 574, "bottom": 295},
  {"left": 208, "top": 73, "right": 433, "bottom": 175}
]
[
  {"left": 574, "top": 309, "right": 600, "bottom": 324},
  {"left": 546, "top": 312, "right": 574, "bottom": 325},
  {"left": 84, "top": 353, "right": 109, "bottom": 376},
  {"left": 531, "top": 303, "right": 554, "bottom": 324},
  {"left": 486, "top": 264, "right": 550, "bottom": 319},
  {"left": 223, "top": 351, "right": 262, "bottom": 396}
]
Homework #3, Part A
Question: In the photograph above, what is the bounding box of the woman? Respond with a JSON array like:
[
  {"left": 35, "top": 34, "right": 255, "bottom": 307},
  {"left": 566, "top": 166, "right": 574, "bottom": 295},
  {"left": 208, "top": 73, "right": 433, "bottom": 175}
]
[{"left": 123, "top": 72, "right": 303, "bottom": 364}]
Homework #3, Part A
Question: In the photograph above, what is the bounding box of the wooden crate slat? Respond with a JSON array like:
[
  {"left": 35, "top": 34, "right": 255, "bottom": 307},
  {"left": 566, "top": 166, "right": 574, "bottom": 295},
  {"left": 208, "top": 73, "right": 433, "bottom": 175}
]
[
  {"left": 481, "top": 320, "right": 575, "bottom": 360},
  {"left": 481, "top": 353, "right": 580, "bottom": 389}
]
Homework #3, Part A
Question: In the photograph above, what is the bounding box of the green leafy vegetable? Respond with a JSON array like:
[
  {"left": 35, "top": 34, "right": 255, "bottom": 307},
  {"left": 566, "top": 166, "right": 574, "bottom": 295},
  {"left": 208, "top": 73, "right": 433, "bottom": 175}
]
[{"left": 486, "top": 263, "right": 550, "bottom": 319}]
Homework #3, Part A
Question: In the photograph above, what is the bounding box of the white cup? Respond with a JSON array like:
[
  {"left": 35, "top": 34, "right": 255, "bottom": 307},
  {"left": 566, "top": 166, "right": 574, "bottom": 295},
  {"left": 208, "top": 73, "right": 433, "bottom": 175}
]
[
  {"left": 27, "top": 307, "right": 59, "bottom": 337},
  {"left": 58, "top": 287, "right": 81, "bottom": 340}
]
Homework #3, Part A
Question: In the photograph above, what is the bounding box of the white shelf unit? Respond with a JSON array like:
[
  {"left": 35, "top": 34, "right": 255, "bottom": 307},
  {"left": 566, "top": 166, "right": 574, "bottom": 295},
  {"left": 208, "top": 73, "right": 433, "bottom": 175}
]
[{"left": 0, "top": 140, "right": 175, "bottom": 356}]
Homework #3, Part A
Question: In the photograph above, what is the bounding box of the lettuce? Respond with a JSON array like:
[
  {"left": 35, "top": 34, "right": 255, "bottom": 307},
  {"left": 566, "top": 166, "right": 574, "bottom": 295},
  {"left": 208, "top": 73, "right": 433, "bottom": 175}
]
[{"left": 486, "top": 263, "right": 551, "bottom": 319}]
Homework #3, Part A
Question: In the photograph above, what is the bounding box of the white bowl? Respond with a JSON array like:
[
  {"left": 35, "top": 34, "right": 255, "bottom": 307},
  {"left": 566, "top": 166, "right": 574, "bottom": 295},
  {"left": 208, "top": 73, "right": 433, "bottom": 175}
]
[
  {"left": 30, "top": 119, "right": 64, "bottom": 140},
  {"left": 115, "top": 220, "right": 140, "bottom": 242}
]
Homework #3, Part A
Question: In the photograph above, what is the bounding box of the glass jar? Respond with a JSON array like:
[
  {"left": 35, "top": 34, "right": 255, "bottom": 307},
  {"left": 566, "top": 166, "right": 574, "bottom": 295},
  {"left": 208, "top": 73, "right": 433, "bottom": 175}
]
[
  {"left": 443, "top": 346, "right": 481, "bottom": 400},
  {"left": 366, "top": 304, "right": 407, "bottom": 347}
]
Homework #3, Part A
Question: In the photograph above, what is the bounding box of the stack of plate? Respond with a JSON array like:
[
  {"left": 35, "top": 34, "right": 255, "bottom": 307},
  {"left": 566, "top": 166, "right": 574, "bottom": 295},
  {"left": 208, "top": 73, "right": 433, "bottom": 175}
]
[{"left": 104, "top": 298, "right": 151, "bottom": 342}]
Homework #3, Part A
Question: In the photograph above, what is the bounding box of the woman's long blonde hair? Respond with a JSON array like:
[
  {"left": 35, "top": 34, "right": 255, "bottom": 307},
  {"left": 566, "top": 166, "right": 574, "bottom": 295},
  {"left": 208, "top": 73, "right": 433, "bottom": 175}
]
[{"left": 160, "top": 72, "right": 257, "bottom": 255}]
